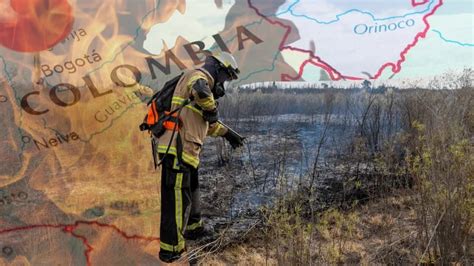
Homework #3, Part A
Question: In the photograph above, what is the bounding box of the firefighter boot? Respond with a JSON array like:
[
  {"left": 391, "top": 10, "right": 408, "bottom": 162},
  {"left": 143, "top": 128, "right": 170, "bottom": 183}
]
[
  {"left": 159, "top": 249, "right": 184, "bottom": 263},
  {"left": 183, "top": 222, "right": 217, "bottom": 242}
]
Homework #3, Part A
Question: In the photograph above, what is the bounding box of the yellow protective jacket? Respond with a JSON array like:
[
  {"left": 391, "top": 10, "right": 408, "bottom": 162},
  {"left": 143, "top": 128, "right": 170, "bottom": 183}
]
[{"left": 156, "top": 68, "right": 228, "bottom": 168}]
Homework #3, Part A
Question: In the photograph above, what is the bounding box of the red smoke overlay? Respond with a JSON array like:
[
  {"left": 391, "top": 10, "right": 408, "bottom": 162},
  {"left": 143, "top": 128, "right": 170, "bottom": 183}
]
[{"left": 0, "top": 0, "right": 73, "bottom": 52}]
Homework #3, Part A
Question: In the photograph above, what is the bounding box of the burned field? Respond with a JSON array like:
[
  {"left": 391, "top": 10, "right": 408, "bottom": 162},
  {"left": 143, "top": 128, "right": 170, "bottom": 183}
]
[
  {"left": 198, "top": 114, "right": 357, "bottom": 231},
  {"left": 187, "top": 87, "right": 473, "bottom": 264}
]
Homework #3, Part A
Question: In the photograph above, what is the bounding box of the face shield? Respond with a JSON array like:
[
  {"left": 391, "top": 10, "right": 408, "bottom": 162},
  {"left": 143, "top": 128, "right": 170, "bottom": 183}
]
[
  {"left": 213, "top": 81, "right": 226, "bottom": 99},
  {"left": 212, "top": 56, "right": 239, "bottom": 99}
]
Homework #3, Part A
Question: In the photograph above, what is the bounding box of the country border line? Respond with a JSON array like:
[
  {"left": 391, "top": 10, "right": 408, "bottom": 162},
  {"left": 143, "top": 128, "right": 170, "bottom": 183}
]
[
  {"left": 412, "top": 0, "right": 430, "bottom": 7},
  {"left": 0, "top": 220, "right": 160, "bottom": 266},
  {"left": 247, "top": 0, "right": 360, "bottom": 81},
  {"left": 372, "top": 0, "right": 443, "bottom": 79}
]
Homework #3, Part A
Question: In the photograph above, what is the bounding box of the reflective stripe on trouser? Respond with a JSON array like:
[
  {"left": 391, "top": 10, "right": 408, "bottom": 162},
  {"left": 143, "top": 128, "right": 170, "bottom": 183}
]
[
  {"left": 159, "top": 155, "right": 202, "bottom": 253},
  {"left": 159, "top": 156, "right": 191, "bottom": 253},
  {"left": 186, "top": 166, "right": 202, "bottom": 232}
]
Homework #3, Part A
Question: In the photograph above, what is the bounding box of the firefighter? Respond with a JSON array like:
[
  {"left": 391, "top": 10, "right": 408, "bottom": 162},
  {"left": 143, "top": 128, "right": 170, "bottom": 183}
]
[{"left": 157, "top": 52, "right": 244, "bottom": 263}]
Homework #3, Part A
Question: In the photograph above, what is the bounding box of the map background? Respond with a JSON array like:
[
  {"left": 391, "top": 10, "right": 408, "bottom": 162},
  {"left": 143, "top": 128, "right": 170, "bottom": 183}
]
[{"left": 0, "top": 0, "right": 472, "bottom": 263}]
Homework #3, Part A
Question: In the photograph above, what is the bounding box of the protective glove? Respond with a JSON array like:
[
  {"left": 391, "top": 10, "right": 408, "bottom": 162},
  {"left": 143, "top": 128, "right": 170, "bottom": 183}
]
[
  {"left": 202, "top": 109, "right": 219, "bottom": 124},
  {"left": 223, "top": 129, "right": 245, "bottom": 149}
]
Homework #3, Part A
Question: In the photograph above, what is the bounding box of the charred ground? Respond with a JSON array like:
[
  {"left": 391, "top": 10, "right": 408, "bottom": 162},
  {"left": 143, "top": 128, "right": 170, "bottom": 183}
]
[{"left": 192, "top": 79, "right": 473, "bottom": 264}]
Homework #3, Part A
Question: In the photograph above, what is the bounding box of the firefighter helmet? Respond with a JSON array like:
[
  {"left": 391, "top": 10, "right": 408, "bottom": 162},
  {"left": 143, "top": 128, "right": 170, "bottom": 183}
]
[{"left": 211, "top": 52, "right": 240, "bottom": 80}]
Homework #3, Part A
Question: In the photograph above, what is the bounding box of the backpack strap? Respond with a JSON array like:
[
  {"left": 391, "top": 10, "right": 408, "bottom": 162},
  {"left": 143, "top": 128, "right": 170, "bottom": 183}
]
[{"left": 176, "top": 131, "right": 184, "bottom": 168}]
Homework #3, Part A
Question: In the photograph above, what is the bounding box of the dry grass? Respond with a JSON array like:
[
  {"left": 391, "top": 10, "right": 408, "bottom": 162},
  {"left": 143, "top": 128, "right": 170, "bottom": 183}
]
[{"left": 200, "top": 194, "right": 421, "bottom": 265}]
